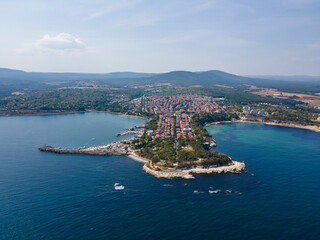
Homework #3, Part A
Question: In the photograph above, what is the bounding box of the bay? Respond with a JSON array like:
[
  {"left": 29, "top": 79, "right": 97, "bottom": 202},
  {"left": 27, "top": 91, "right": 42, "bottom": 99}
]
[{"left": 0, "top": 113, "right": 319, "bottom": 240}]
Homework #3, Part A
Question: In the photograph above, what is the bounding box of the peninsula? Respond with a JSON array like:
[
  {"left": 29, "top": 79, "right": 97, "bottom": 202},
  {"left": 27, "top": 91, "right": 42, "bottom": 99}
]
[
  {"left": 39, "top": 94, "right": 246, "bottom": 179},
  {"left": 36, "top": 90, "right": 320, "bottom": 178}
]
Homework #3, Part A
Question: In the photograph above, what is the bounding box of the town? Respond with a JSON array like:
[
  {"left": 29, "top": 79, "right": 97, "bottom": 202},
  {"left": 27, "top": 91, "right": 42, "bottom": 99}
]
[
  {"left": 130, "top": 94, "right": 228, "bottom": 141},
  {"left": 141, "top": 95, "right": 225, "bottom": 115},
  {"left": 37, "top": 91, "right": 320, "bottom": 180},
  {"left": 38, "top": 93, "right": 245, "bottom": 179}
]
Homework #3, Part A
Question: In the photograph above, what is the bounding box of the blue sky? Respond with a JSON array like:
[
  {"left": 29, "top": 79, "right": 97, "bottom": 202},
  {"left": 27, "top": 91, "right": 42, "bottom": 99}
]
[{"left": 0, "top": 0, "right": 319, "bottom": 75}]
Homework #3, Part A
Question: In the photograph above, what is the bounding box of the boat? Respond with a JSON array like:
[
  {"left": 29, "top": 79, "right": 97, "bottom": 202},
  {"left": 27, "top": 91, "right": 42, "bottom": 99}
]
[
  {"left": 209, "top": 189, "right": 222, "bottom": 194},
  {"left": 193, "top": 190, "right": 205, "bottom": 194},
  {"left": 114, "top": 183, "right": 125, "bottom": 190}
]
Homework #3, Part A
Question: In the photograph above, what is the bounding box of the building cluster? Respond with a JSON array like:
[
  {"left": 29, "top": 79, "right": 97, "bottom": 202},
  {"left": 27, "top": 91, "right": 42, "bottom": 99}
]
[
  {"left": 243, "top": 106, "right": 267, "bottom": 116},
  {"left": 155, "top": 114, "right": 195, "bottom": 139},
  {"left": 155, "top": 115, "right": 175, "bottom": 139},
  {"left": 175, "top": 115, "right": 194, "bottom": 139},
  {"left": 129, "top": 94, "right": 228, "bottom": 140},
  {"left": 142, "top": 95, "right": 223, "bottom": 114}
]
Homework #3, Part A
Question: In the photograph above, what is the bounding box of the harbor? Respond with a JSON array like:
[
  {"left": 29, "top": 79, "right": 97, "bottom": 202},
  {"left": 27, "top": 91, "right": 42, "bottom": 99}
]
[
  {"left": 38, "top": 124, "right": 146, "bottom": 156},
  {"left": 116, "top": 125, "right": 146, "bottom": 136}
]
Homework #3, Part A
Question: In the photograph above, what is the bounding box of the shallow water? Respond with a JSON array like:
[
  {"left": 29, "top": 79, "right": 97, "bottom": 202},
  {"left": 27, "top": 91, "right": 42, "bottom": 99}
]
[{"left": 0, "top": 113, "right": 319, "bottom": 240}]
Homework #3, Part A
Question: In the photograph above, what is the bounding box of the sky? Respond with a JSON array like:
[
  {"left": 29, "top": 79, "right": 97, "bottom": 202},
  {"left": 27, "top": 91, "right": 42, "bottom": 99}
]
[{"left": 0, "top": 0, "right": 320, "bottom": 75}]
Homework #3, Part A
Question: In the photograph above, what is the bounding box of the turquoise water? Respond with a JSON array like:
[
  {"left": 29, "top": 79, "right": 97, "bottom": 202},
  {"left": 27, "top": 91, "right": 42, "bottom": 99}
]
[{"left": 0, "top": 113, "right": 320, "bottom": 240}]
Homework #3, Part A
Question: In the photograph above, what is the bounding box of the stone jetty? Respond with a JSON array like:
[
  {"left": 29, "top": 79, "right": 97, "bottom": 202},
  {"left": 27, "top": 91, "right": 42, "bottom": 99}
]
[{"left": 38, "top": 145, "right": 127, "bottom": 156}]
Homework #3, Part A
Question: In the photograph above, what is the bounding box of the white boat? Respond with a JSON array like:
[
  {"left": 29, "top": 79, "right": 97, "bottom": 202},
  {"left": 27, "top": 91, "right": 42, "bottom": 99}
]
[
  {"left": 209, "top": 189, "right": 222, "bottom": 194},
  {"left": 193, "top": 190, "right": 205, "bottom": 194},
  {"left": 114, "top": 183, "right": 125, "bottom": 190}
]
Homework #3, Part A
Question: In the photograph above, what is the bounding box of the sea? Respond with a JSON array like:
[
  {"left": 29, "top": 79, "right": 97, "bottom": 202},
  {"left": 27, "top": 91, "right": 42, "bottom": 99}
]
[{"left": 0, "top": 112, "right": 319, "bottom": 240}]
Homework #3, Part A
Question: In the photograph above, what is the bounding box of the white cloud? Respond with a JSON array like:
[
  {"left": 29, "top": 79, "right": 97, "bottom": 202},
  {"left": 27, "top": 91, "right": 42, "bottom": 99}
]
[{"left": 37, "top": 33, "right": 85, "bottom": 50}]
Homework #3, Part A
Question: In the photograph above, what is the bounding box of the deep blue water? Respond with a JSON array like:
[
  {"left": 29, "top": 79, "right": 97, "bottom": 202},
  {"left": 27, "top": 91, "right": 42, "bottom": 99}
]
[{"left": 0, "top": 113, "right": 320, "bottom": 240}]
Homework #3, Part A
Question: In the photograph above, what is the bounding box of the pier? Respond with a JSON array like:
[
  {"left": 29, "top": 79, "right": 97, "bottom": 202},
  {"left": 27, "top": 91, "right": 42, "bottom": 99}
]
[{"left": 116, "top": 126, "right": 145, "bottom": 136}]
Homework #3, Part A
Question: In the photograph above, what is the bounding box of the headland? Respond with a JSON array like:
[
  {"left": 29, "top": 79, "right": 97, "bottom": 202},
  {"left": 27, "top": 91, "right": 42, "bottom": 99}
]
[{"left": 38, "top": 94, "right": 249, "bottom": 179}]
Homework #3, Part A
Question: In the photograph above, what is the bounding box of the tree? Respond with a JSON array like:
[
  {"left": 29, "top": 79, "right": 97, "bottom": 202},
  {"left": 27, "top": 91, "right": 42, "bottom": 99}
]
[
  {"left": 151, "top": 154, "right": 161, "bottom": 163},
  {"left": 78, "top": 106, "right": 85, "bottom": 111}
]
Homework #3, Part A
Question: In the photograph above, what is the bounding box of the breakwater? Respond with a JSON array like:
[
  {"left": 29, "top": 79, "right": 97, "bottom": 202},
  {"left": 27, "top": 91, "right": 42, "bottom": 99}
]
[{"left": 38, "top": 146, "right": 127, "bottom": 156}]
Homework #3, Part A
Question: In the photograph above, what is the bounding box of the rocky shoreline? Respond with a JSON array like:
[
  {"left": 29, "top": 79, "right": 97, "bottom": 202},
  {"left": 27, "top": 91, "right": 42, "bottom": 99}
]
[
  {"left": 36, "top": 115, "right": 248, "bottom": 179},
  {"left": 38, "top": 145, "right": 246, "bottom": 179},
  {"left": 142, "top": 160, "right": 246, "bottom": 179}
]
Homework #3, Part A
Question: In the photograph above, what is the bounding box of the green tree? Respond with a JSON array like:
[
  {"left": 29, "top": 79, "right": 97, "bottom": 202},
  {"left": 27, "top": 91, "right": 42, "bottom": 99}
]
[{"left": 151, "top": 154, "right": 161, "bottom": 163}]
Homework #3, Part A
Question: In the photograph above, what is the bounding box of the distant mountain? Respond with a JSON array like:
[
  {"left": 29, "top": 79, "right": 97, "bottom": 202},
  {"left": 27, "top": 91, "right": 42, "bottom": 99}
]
[
  {"left": 121, "top": 70, "right": 261, "bottom": 87},
  {"left": 1, "top": 68, "right": 319, "bottom": 95},
  {"left": 0, "top": 68, "right": 157, "bottom": 82},
  {"left": 122, "top": 70, "right": 320, "bottom": 93},
  {"left": 0, "top": 68, "right": 264, "bottom": 87},
  {"left": 247, "top": 75, "right": 320, "bottom": 82},
  {"left": 0, "top": 67, "right": 288, "bottom": 86}
]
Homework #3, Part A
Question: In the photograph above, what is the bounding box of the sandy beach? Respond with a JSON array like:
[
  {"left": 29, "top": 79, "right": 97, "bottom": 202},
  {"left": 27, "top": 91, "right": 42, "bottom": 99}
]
[
  {"left": 127, "top": 153, "right": 149, "bottom": 163},
  {"left": 207, "top": 120, "right": 320, "bottom": 133}
]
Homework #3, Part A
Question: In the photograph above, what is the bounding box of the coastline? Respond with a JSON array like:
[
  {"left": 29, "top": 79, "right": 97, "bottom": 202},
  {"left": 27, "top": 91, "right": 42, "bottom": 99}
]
[
  {"left": 142, "top": 160, "right": 246, "bottom": 179},
  {"left": 86, "top": 110, "right": 148, "bottom": 120},
  {"left": 38, "top": 143, "right": 246, "bottom": 179},
  {"left": 0, "top": 109, "right": 148, "bottom": 120},
  {"left": 0, "top": 110, "right": 80, "bottom": 117},
  {"left": 127, "top": 152, "right": 149, "bottom": 163},
  {"left": 207, "top": 120, "right": 320, "bottom": 133},
  {"left": 2, "top": 110, "right": 317, "bottom": 133}
]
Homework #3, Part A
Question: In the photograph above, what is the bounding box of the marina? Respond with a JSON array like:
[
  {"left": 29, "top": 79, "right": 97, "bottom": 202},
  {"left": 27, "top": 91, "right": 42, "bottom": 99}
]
[{"left": 38, "top": 143, "right": 128, "bottom": 156}]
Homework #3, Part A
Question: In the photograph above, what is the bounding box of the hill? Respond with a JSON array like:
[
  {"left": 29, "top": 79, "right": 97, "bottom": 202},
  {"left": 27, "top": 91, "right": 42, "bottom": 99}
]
[
  {"left": 0, "top": 68, "right": 156, "bottom": 82},
  {"left": 0, "top": 68, "right": 319, "bottom": 96},
  {"left": 248, "top": 75, "right": 320, "bottom": 82},
  {"left": 104, "top": 70, "right": 264, "bottom": 87}
]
